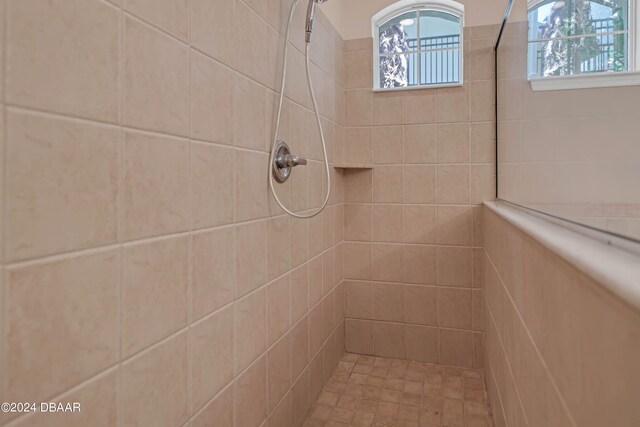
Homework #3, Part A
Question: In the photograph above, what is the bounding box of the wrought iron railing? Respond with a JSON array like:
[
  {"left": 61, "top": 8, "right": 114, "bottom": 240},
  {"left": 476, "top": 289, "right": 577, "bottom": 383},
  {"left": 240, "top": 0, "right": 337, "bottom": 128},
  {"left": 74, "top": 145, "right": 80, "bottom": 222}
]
[{"left": 405, "top": 34, "right": 461, "bottom": 85}]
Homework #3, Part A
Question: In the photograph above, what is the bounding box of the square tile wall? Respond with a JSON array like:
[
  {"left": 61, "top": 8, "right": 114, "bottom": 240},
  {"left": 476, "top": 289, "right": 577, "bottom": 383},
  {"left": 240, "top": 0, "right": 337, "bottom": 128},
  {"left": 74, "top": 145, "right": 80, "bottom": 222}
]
[
  {"left": 342, "top": 25, "right": 498, "bottom": 370},
  {"left": 482, "top": 205, "right": 640, "bottom": 427},
  {"left": 1, "top": 1, "right": 346, "bottom": 426}
]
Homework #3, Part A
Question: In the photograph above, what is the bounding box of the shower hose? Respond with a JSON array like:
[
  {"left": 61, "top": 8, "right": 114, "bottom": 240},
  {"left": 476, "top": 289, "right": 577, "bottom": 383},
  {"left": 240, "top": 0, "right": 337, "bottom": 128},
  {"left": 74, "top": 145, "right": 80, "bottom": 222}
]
[{"left": 268, "top": 0, "right": 331, "bottom": 219}]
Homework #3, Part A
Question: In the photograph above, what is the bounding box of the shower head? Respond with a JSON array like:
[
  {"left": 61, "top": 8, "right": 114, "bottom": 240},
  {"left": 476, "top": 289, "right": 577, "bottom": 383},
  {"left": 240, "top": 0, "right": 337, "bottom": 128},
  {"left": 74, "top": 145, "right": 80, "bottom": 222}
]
[{"left": 305, "top": 0, "right": 329, "bottom": 43}]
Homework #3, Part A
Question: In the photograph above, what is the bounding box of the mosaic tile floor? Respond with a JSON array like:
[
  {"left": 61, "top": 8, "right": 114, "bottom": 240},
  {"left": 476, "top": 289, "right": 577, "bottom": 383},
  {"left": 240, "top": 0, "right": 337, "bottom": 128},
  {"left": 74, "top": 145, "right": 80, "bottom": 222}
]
[{"left": 303, "top": 353, "right": 493, "bottom": 427}]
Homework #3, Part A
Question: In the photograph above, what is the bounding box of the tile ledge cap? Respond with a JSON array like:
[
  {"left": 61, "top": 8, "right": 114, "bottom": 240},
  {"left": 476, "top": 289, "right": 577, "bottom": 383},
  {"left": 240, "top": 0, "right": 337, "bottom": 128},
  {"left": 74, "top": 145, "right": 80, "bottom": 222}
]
[{"left": 484, "top": 200, "right": 640, "bottom": 313}]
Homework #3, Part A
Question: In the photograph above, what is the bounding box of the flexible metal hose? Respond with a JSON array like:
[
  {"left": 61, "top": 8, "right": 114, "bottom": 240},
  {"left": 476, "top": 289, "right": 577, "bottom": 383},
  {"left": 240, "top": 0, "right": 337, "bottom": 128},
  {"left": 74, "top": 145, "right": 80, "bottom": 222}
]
[{"left": 268, "top": 0, "right": 331, "bottom": 219}]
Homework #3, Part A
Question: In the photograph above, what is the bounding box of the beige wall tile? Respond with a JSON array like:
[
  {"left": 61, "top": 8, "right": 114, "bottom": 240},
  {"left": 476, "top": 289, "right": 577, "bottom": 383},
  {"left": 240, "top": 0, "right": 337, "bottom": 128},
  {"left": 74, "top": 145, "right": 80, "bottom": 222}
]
[
  {"left": 403, "top": 91, "right": 436, "bottom": 124},
  {"left": 437, "top": 246, "right": 472, "bottom": 287},
  {"left": 121, "top": 332, "right": 189, "bottom": 427},
  {"left": 373, "top": 282, "right": 404, "bottom": 322},
  {"left": 345, "top": 50, "right": 373, "bottom": 89},
  {"left": 4, "top": 251, "right": 118, "bottom": 402},
  {"left": 268, "top": 215, "right": 292, "bottom": 280},
  {"left": 374, "top": 321, "right": 405, "bottom": 359},
  {"left": 190, "top": 52, "right": 234, "bottom": 145},
  {"left": 309, "top": 303, "right": 324, "bottom": 356},
  {"left": 439, "top": 329, "right": 473, "bottom": 368},
  {"left": 268, "top": 334, "right": 291, "bottom": 412},
  {"left": 10, "top": 370, "right": 117, "bottom": 427},
  {"left": 373, "top": 126, "right": 404, "bottom": 164},
  {"left": 190, "top": 306, "right": 234, "bottom": 413},
  {"left": 292, "top": 370, "right": 310, "bottom": 427},
  {"left": 235, "top": 150, "right": 269, "bottom": 222},
  {"left": 373, "top": 165, "right": 403, "bottom": 203},
  {"left": 344, "top": 242, "right": 372, "bottom": 280},
  {"left": 437, "top": 123, "right": 470, "bottom": 163},
  {"left": 191, "top": 386, "right": 233, "bottom": 427},
  {"left": 124, "top": 16, "right": 188, "bottom": 136},
  {"left": 405, "top": 325, "right": 439, "bottom": 363},
  {"left": 438, "top": 288, "right": 472, "bottom": 329},
  {"left": 436, "top": 86, "right": 469, "bottom": 123},
  {"left": 469, "top": 38, "right": 494, "bottom": 80},
  {"left": 403, "top": 165, "right": 436, "bottom": 204},
  {"left": 234, "top": 288, "right": 266, "bottom": 374},
  {"left": 373, "top": 205, "right": 403, "bottom": 243},
  {"left": 322, "top": 249, "right": 336, "bottom": 296},
  {"left": 345, "top": 169, "right": 373, "bottom": 203},
  {"left": 7, "top": 0, "right": 119, "bottom": 122},
  {"left": 192, "top": 227, "right": 235, "bottom": 320},
  {"left": 308, "top": 255, "right": 323, "bottom": 307},
  {"left": 322, "top": 293, "right": 336, "bottom": 339},
  {"left": 345, "top": 319, "right": 374, "bottom": 354},
  {"left": 437, "top": 165, "right": 470, "bottom": 204},
  {"left": 403, "top": 244, "right": 436, "bottom": 285},
  {"left": 191, "top": 0, "right": 234, "bottom": 65},
  {"left": 345, "top": 203, "right": 373, "bottom": 241},
  {"left": 309, "top": 353, "right": 324, "bottom": 402},
  {"left": 5, "top": 112, "right": 118, "bottom": 261},
  {"left": 345, "top": 90, "right": 373, "bottom": 126},
  {"left": 291, "top": 317, "right": 309, "bottom": 379},
  {"left": 404, "top": 124, "right": 436, "bottom": 164},
  {"left": 125, "top": 0, "right": 188, "bottom": 40},
  {"left": 403, "top": 205, "right": 437, "bottom": 244},
  {"left": 404, "top": 285, "right": 437, "bottom": 326},
  {"left": 291, "top": 217, "right": 309, "bottom": 268},
  {"left": 323, "top": 205, "right": 336, "bottom": 249},
  {"left": 472, "top": 289, "right": 484, "bottom": 331},
  {"left": 267, "top": 274, "right": 291, "bottom": 346},
  {"left": 234, "top": 356, "right": 267, "bottom": 427},
  {"left": 373, "top": 244, "right": 404, "bottom": 283},
  {"left": 373, "top": 92, "right": 403, "bottom": 125},
  {"left": 236, "top": 221, "right": 268, "bottom": 297},
  {"left": 233, "top": 74, "right": 268, "bottom": 151},
  {"left": 123, "top": 236, "right": 189, "bottom": 356},
  {"left": 123, "top": 130, "right": 189, "bottom": 240},
  {"left": 470, "top": 122, "right": 495, "bottom": 164},
  {"left": 470, "top": 80, "right": 494, "bottom": 122},
  {"left": 345, "top": 280, "right": 373, "bottom": 319},
  {"left": 269, "top": 392, "right": 292, "bottom": 427},
  {"left": 344, "top": 127, "right": 373, "bottom": 164},
  {"left": 234, "top": 1, "right": 268, "bottom": 85},
  {"left": 291, "top": 264, "right": 309, "bottom": 324},
  {"left": 191, "top": 143, "right": 234, "bottom": 229},
  {"left": 471, "top": 164, "right": 496, "bottom": 204},
  {"left": 308, "top": 214, "right": 324, "bottom": 257},
  {"left": 437, "top": 206, "right": 473, "bottom": 245}
]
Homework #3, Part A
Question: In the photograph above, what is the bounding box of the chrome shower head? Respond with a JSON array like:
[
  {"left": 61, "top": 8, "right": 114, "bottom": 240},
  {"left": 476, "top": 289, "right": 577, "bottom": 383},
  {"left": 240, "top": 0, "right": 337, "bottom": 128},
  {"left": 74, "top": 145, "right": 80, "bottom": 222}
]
[{"left": 305, "top": 0, "right": 329, "bottom": 43}]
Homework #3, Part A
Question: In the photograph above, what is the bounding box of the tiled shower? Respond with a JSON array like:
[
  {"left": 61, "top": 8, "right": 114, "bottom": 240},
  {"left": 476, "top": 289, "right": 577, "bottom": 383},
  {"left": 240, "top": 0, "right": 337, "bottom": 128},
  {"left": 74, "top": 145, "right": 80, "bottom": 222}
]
[{"left": 1, "top": 0, "right": 639, "bottom": 427}]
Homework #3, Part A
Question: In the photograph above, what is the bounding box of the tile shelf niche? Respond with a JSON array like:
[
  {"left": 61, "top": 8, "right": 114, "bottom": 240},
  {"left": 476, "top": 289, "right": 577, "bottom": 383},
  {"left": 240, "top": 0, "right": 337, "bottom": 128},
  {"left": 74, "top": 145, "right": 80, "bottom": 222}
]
[{"left": 333, "top": 163, "right": 373, "bottom": 169}]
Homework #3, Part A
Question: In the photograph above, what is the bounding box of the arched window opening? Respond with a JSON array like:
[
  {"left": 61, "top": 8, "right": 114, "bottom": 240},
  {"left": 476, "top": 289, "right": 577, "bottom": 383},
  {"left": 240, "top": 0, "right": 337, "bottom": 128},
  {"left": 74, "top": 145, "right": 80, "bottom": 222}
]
[{"left": 372, "top": 0, "right": 465, "bottom": 90}]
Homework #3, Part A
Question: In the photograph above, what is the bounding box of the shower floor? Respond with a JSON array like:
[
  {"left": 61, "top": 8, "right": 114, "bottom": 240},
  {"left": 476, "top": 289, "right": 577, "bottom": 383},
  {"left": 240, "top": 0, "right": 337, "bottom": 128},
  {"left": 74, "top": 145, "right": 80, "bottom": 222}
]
[{"left": 303, "top": 353, "right": 493, "bottom": 427}]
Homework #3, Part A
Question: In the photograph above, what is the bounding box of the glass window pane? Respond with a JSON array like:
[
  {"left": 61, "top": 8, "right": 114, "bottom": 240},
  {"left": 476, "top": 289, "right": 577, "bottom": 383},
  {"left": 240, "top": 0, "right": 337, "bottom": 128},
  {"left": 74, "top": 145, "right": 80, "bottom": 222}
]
[
  {"left": 419, "top": 10, "right": 461, "bottom": 41},
  {"left": 379, "top": 53, "right": 419, "bottom": 88},
  {"left": 527, "top": 0, "right": 629, "bottom": 77},
  {"left": 528, "top": 0, "right": 629, "bottom": 39},
  {"left": 529, "top": 34, "right": 627, "bottom": 77},
  {"left": 379, "top": 11, "right": 417, "bottom": 54}
]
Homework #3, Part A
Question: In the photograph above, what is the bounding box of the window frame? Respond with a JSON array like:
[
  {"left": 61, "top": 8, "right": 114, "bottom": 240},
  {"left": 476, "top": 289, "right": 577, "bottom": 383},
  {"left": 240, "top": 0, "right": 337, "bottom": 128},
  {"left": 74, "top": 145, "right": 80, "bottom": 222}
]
[
  {"left": 526, "top": 0, "right": 640, "bottom": 91},
  {"left": 371, "top": 0, "right": 466, "bottom": 92}
]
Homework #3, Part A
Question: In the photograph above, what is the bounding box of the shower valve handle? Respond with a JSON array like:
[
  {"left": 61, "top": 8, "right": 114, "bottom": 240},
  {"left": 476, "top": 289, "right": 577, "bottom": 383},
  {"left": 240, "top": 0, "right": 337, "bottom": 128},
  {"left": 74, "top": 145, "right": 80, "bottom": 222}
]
[{"left": 276, "top": 153, "right": 307, "bottom": 168}]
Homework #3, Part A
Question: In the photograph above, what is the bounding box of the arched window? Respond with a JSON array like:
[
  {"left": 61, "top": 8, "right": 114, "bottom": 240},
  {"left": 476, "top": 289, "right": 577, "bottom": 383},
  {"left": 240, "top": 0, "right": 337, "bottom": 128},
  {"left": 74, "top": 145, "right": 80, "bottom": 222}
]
[
  {"left": 527, "top": 0, "right": 633, "bottom": 78},
  {"left": 372, "top": 0, "right": 465, "bottom": 90}
]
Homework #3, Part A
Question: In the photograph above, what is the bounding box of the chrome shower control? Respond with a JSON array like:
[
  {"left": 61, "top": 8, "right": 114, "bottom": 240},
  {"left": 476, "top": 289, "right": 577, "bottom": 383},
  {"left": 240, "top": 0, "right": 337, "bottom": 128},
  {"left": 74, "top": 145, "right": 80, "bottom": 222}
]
[{"left": 272, "top": 140, "right": 307, "bottom": 183}]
